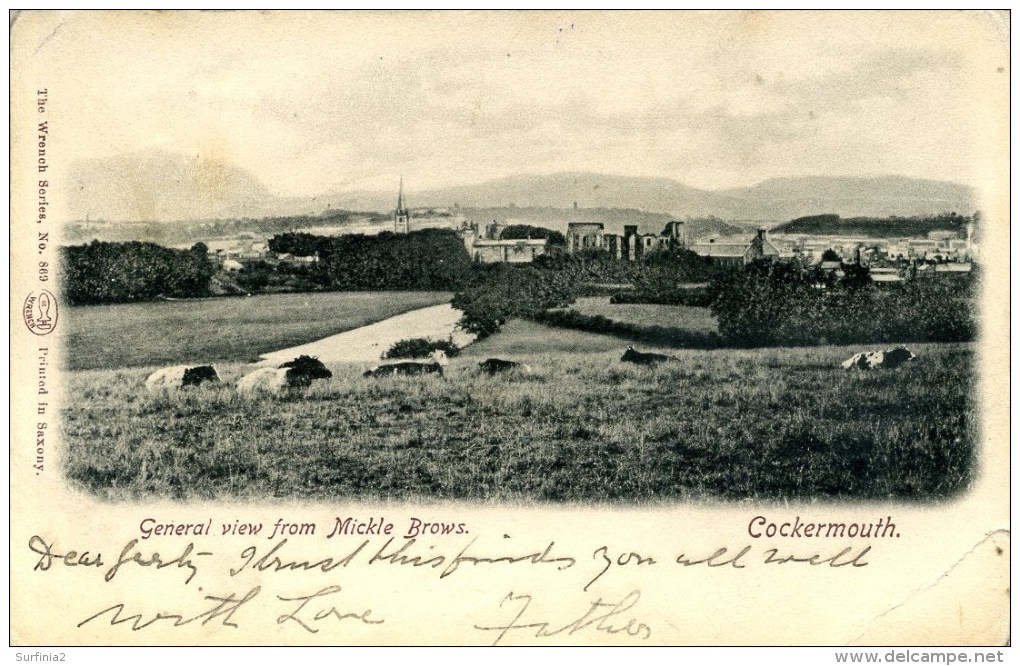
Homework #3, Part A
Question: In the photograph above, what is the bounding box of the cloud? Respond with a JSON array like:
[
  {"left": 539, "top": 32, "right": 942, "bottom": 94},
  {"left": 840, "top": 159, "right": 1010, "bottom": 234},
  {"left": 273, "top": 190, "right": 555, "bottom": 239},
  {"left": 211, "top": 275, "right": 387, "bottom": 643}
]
[{"left": 33, "top": 11, "right": 1001, "bottom": 195}]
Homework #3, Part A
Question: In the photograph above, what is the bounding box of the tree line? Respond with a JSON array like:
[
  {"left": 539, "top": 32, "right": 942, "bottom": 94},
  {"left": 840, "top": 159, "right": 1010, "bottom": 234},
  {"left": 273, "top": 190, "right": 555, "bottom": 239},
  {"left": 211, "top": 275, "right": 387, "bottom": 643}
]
[
  {"left": 62, "top": 240, "right": 216, "bottom": 305},
  {"left": 63, "top": 231, "right": 976, "bottom": 350},
  {"left": 774, "top": 212, "right": 977, "bottom": 239},
  {"left": 62, "top": 229, "right": 474, "bottom": 304},
  {"left": 456, "top": 253, "right": 975, "bottom": 347},
  {"left": 708, "top": 260, "right": 975, "bottom": 346}
]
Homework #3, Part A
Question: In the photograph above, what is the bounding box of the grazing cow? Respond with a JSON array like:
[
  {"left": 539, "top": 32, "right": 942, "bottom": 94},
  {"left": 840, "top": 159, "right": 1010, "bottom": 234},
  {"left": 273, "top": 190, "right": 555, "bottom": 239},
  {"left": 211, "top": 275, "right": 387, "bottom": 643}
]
[
  {"left": 363, "top": 350, "right": 449, "bottom": 378},
  {"left": 238, "top": 356, "right": 332, "bottom": 394},
  {"left": 278, "top": 355, "right": 332, "bottom": 381},
  {"left": 237, "top": 368, "right": 293, "bottom": 394},
  {"left": 841, "top": 346, "right": 916, "bottom": 370},
  {"left": 478, "top": 358, "right": 531, "bottom": 375},
  {"left": 145, "top": 364, "right": 220, "bottom": 391},
  {"left": 620, "top": 346, "right": 678, "bottom": 365}
]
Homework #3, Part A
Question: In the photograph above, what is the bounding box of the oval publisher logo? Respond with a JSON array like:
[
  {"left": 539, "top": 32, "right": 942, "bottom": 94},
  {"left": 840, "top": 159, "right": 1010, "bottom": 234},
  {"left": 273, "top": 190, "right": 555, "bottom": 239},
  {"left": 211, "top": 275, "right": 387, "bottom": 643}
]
[{"left": 24, "top": 289, "right": 58, "bottom": 335}]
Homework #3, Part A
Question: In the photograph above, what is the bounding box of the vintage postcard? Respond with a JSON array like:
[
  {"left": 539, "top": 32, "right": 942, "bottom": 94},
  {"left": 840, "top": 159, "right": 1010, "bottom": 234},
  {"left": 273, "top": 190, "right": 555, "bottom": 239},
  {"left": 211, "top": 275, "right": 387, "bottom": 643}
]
[{"left": 9, "top": 10, "right": 1009, "bottom": 648}]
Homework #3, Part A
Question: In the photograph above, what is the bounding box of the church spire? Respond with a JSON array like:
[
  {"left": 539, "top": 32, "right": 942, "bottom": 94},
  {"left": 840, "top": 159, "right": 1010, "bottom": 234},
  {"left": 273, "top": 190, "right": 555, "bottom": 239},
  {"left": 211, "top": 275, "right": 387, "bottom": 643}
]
[{"left": 394, "top": 176, "right": 410, "bottom": 234}]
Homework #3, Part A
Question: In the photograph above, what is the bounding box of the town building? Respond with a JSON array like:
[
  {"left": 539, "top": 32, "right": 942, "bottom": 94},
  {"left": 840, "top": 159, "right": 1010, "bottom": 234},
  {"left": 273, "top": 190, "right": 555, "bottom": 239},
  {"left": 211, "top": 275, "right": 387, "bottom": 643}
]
[
  {"left": 688, "top": 228, "right": 780, "bottom": 267},
  {"left": 199, "top": 238, "right": 270, "bottom": 267},
  {"left": 869, "top": 267, "right": 906, "bottom": 285}
]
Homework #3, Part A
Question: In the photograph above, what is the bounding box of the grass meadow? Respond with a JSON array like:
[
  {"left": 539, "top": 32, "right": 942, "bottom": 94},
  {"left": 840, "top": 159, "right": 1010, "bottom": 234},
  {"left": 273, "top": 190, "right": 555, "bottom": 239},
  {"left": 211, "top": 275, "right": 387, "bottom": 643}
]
[
  {"left": 63, "top": 291, "right": 453, "bottom": 370},
  {"left": 563, "top": 297, "right": 719, "bottom": 334},
  {"left": 62, "top": 310, "right": 975, "bottom": 503}
]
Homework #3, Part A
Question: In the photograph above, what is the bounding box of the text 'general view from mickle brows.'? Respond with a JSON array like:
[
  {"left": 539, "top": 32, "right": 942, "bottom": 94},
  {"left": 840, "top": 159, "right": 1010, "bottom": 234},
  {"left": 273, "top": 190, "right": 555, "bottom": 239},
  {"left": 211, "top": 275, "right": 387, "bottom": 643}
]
[{"left": 54, "top": 13, "right": 984, "bottom": 505}]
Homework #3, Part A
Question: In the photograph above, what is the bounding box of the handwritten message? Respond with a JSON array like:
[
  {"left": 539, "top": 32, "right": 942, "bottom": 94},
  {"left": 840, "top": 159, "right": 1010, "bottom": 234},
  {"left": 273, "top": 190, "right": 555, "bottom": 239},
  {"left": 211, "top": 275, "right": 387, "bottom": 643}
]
[{"left": 25, "top": 513, "right": 889, "bottom": 645}]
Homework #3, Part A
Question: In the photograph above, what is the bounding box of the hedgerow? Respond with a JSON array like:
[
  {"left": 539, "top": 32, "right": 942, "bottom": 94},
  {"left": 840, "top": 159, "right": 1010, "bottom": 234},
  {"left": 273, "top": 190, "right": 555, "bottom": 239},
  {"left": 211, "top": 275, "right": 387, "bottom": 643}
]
[
  {"left": 383, "top": 337, "right": 461, "bottom": 360},
  {"left": 709, "top": 260, "right": 976, "bottom": 347}
]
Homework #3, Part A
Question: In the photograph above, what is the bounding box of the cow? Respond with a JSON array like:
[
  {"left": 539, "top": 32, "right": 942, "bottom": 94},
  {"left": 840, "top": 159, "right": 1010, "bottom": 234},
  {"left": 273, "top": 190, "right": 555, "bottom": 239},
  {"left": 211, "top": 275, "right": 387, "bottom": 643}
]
[
  {"left": 237, "top": 368, "right": 294, "bottom": 394},
  {"left": 841, "top": 346, "right": 916, "bottom": 370},
  {"left": 620, "top": 346, "right": 678, "bottom": 365},
  {"left": 238, "top": 356, "right": 332, "bottom": 394},
  {"left": 278, "top": 355, "right": 333, "bottom": 382},
  {"left": 478, "top": 358, "right": 531, "bottom": 375},
  {"left": 145, "top": 364, "right": 220, "bottom": 391},
  {"left": 363, "top": 350, "right": 449, "bottom": 378}
]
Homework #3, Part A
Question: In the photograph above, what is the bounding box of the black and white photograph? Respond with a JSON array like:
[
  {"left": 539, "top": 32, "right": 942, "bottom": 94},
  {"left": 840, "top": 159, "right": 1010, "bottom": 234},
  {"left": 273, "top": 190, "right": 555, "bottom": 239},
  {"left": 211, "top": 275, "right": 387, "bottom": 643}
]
[{"left": 9, "top": 10, "right": 1010, "bottom": 650}]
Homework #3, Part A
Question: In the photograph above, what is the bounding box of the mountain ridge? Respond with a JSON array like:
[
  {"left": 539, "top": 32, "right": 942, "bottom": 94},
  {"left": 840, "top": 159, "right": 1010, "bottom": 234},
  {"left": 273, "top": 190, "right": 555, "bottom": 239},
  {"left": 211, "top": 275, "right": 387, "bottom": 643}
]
[{"left": 65, "top": 150, "right": 977, "bottom": 223}]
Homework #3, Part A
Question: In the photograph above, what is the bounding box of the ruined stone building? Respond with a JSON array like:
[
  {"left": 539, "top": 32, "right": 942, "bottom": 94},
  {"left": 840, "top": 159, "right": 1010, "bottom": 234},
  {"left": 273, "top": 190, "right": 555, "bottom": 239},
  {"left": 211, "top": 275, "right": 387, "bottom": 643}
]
[
  {"left": 459, "top": 220, "right": 550, "bottom": 264},
  {"left": 565, "top": 220, "right": 688, "bottom": 261}
]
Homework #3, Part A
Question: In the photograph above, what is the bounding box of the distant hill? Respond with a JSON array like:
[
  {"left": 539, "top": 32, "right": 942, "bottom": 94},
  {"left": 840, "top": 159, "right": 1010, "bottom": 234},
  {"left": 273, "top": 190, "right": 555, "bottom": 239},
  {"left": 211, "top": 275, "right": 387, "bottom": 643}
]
[
  {"left": 396, "top": 172, "right": 746, "bottom": 217},
  {"left": 772, "top": 213, "right": 975, "bottom": 238},
  {"left": 64, "top": 151, "right": 977, "bottom": 224},
  {"left": 66, "top": 149, "right": 315, "bottom": 222},
  {"left": 61, "top": 207, "right": 383, "bottom": 247},
  {"left": 69, "top": 150, "right": 268, "bottom": 221},
  {"left": 720, "top": 176, "right": 977, "bottom": 220},
  {"left": 327, "top": 173, "right": 978, "bottom": 221}
]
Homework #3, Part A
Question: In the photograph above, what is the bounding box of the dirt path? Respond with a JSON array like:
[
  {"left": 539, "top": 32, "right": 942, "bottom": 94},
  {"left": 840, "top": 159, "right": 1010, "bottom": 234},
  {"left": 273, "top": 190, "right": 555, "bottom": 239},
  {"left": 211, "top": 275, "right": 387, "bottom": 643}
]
[{"left": 259, "top": 304, "right": 475, "bottom": 365}]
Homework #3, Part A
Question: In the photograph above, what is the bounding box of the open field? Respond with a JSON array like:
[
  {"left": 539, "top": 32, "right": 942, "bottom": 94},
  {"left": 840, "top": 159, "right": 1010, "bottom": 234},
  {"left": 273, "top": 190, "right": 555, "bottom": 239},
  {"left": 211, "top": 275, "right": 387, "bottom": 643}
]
[
  {"left": 562, "top": 297, "right": 719, "bottom": 334},
  {"left": 460, "top": 319, "right": 629, "bottom": 357},
  {"left": 62, "top": 291, "right": 453, "bottom": 370},
  {"left": 540, "top": 297, "right": 720, "bottom": 349},
  {"left": 260, "top": 304, "right": 472, "bottom": 364},
  {"left": 62, "top": 319, "right": 975, "bottom": 503}
]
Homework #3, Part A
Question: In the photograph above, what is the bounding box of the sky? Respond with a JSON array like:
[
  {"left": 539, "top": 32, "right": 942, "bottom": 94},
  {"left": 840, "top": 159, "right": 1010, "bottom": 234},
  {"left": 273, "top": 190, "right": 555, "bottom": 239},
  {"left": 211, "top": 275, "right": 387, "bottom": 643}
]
[{"left": 13, "top": 10, "right": 1010, "bottom": 197}]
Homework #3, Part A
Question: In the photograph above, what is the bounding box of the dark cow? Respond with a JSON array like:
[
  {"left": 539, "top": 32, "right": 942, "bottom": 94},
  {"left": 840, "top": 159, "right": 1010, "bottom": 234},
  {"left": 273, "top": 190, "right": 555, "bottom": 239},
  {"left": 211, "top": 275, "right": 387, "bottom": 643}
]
[
  {"left": 146, "top": 364, "right": 220, "bottom": 391},
  {"left": 363, "top": 350, "right": 448, "bottom": 378},
  {"left": 182, "top": 365, "right": 220, "bottom": 387},
  {"left": 363, "top": 362, "right": 444, "bottom": 378},
  {"left": 279, "top": 355, "right": 332, "bottom": 379},
  {"left": 841, "top": 346, "right": 916, "bottom": 370},
  {"left": 478, "top": 358, "right": 531, "bottom": 375},
  {"left": 620, "top": 346, "right": 678, "bottom": 365},
  {"left": 276, "top": 355, "right": 332, "bottom": 389}
]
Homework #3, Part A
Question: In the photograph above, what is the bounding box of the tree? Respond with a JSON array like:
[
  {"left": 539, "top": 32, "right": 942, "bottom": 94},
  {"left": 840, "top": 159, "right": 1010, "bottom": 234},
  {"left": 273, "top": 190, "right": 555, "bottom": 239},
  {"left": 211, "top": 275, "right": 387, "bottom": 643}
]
[
  {"left": 383, "top": 337, "right": 461, "bottom": 359},
  {"left": 498, "top": 224, "right": 566, "bottom": 246},
  {"left": 319, "top": 228, "right": 472, "bottom": 291},
  {"left": 268, "top": 232, "right": 328, "bottom": 257},
  {"left": 838, "top": 262, "right": 873, "bottom": 290},
  {"left": 709, "top": 260, "right": 822, "bottom": 346},
  {"left": 625, "top": 248, "right": 721, "bottom": 305},
  {"left": 453, "top": 265, "right": 574, "bottom": 338},
  {"left": 708, "top": 258, "right": 974, "bottom": 347},
  {"left": 62, "top": 240, "right": 216, "bottom": 304}
]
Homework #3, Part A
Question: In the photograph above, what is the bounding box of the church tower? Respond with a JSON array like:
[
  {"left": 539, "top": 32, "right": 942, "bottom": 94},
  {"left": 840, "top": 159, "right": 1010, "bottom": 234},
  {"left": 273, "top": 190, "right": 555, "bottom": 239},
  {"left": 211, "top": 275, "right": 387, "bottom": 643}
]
[{"left": 394, "top": 176, "right": 410, "bottom": 234}]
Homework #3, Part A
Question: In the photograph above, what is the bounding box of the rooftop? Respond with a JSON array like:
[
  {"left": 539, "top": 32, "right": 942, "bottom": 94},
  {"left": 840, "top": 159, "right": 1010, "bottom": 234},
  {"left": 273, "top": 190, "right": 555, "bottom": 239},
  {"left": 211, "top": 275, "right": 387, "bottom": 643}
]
[
  {"left": 689, "top": 243, "right": 751, "bottom": 258},
  {"left": 473, "top": 238, "right": 549, "bottom": 247}
]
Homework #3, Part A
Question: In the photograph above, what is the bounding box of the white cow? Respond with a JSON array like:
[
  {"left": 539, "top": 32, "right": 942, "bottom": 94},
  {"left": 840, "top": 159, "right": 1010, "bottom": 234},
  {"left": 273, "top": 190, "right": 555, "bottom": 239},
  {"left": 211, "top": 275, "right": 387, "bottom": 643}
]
[
  {"left": 145, "top": 364, "right": 219, "bottom": 391},
  {"left": 841, "top": 347, "right": 916, "bottom": 370},
  {"left": 237, "top": 368, "right": 296, "bottom": 395},
  {"left": 237, "top": 356, "right": 334, "bottom": 395}
]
